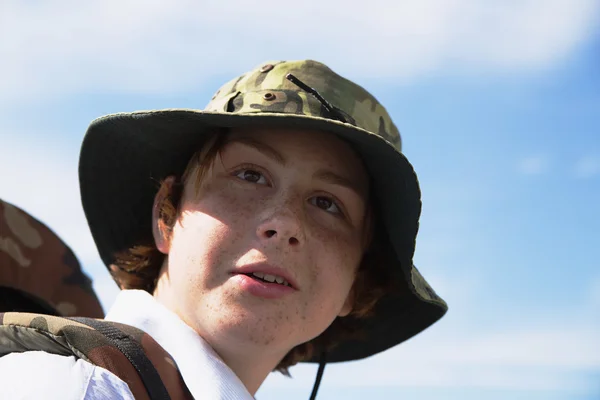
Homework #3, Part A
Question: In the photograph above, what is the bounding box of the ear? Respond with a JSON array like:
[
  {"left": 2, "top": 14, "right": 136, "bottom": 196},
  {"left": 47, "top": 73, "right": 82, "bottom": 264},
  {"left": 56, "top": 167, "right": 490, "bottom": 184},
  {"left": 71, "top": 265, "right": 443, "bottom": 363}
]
[
  {"left": 338, "top": 287, "right": 354, "bottom": 317},
  {"left": 152, "top": 176, "right": 177, "bottom": 255}
]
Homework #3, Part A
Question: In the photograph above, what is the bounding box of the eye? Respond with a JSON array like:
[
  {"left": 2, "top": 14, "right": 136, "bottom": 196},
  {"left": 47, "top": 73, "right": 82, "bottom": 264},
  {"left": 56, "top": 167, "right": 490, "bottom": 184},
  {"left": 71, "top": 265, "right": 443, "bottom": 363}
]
[
  {"left": 310, "top": 196, "right": 342, "bottom": 215},
  {"left": 234, "top": 168, "right": 268, "bottom": 185}
]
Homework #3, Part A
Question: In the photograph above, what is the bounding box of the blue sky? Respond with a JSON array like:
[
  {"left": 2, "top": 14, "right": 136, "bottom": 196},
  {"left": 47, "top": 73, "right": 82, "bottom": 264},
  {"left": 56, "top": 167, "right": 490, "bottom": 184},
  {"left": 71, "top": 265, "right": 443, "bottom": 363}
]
[{"left": 1, "top": 1, "right": 599, "bottom": 399}]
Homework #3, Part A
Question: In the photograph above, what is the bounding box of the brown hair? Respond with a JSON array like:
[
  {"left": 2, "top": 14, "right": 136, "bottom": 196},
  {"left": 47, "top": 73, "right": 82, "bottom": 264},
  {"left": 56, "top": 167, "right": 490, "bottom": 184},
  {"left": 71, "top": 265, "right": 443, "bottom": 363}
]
[{"left": 111, "top": 130, "right": 395, "bottom": 374}]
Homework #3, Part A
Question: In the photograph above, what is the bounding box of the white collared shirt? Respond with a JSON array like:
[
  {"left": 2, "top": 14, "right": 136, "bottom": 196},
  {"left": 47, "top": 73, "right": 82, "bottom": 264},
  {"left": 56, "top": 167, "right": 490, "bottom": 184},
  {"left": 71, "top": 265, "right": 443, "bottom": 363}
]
[{"left": 0, "top": 289, "right": 254, "bottom": 400}]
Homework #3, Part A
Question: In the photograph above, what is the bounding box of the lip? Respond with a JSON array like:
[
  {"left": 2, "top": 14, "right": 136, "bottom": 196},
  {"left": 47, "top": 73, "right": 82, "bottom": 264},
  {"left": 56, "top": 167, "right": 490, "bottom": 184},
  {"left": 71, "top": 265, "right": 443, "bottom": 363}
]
[
  {"left": 231, "top": 274, "right": 296, "bottom": 299},
  {"left": 231, "top": 263, "right": 299, "bottom": 290}
]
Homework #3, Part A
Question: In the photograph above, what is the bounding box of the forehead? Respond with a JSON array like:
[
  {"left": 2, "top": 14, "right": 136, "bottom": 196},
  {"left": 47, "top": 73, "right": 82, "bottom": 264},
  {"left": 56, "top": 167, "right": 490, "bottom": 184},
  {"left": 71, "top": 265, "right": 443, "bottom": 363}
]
[{"left": 225, "top": 127, "right": 369, "bottom": 176}]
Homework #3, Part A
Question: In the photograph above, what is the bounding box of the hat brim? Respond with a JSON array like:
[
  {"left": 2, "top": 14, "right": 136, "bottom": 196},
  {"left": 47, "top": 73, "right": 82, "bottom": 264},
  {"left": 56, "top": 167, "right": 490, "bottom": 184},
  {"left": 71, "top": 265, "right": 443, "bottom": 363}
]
[{"left": 79, "top": 109, "right": 447, "bottom": 362}]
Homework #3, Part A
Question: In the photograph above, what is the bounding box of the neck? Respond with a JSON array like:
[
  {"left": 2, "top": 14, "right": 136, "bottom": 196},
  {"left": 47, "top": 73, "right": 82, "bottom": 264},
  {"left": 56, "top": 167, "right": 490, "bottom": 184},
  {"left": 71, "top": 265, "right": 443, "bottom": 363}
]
[{"left": 207, "top": 337, "right": 286, "bottom": 395}]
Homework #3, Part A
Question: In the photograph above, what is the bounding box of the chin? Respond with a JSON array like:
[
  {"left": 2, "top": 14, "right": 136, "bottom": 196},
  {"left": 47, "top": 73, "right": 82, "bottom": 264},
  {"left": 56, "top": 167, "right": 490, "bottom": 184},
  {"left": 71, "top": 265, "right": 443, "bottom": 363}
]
[{"left": 216, "top": 309, "right": 299, "bottom": 345}]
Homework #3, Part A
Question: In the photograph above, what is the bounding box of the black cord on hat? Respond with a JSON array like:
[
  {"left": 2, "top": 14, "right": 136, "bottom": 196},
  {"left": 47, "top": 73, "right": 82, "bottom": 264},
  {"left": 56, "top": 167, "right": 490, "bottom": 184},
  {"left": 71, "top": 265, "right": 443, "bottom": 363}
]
[
  {"left": 285, "top": 74, "right": 353, "bottom": 125},
  {"left": 309, "top": 352, "right": 327, "bottom": 400}
]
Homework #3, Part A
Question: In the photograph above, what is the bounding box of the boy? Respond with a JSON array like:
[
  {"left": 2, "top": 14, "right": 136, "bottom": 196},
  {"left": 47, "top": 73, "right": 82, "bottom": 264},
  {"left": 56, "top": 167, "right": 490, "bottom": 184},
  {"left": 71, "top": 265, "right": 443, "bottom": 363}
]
[{"left": 0, "top": 60, "right": 447, "bottom": 399}]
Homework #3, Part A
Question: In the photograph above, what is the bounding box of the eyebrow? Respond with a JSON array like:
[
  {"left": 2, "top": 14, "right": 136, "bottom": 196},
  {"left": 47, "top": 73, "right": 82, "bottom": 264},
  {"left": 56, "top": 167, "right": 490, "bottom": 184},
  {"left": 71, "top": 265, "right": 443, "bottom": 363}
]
[
  {"left": 232, "top": 136, "right": 287, "bottom": 166},
  {"left": 312, "top": 169, "right": 366, "bottom": 199},
  {"left": 231, "top": 136, "right": 367, "bottom": 199}
]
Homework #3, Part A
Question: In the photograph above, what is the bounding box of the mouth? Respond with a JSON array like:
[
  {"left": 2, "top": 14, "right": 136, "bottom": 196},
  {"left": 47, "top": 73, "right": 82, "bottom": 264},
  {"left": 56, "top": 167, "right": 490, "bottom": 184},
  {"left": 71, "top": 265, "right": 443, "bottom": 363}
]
[
  {"left": 232, "top": 264, "right": 299, "bottom": 290},
  {"left": 239, "top": 271, "right": 292, "bottom": 287}
]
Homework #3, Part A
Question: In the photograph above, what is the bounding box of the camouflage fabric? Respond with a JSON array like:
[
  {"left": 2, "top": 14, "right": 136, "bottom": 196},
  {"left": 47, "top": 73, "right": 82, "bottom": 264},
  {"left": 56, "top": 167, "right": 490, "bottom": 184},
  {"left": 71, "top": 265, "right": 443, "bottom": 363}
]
[
  {"left": 0, "top": 199, "right": 104, "bottom": 318},
  {"left": 204, "top": 60, "right": 402, "bottom": 150},
  {"left": 0, "top": 312, "right": 192, "bottom": 400}
]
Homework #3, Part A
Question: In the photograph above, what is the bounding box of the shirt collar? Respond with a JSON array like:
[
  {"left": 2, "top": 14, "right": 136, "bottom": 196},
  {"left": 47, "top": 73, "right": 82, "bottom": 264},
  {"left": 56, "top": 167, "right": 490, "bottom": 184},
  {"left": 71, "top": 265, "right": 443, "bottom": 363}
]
[{"left": 105, "top": 289, "right": 254, "bottom": 400}]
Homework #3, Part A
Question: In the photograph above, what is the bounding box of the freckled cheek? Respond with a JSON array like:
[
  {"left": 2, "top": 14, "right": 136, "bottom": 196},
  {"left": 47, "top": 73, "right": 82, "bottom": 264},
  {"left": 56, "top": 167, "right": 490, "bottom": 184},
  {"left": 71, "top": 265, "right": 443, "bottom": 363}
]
[
  {"left": 204, "top": 189, "right": 262, "bottom": 224},
  {"left": 306, "top": 233, "right": 361, "bottom": 307},
  {"left": 172, "top": 191, "right": 261, "bottom": 277},
  {"left": 170, "top": 216, "right": 231, "bottom": 282}
]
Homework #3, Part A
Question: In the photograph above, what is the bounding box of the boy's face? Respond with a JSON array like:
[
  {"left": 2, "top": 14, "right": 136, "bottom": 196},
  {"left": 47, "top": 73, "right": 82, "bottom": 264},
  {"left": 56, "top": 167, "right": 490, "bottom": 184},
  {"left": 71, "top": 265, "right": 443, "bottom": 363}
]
[{"left": 153, "top": 127, "right": 370, "bottom": 363}]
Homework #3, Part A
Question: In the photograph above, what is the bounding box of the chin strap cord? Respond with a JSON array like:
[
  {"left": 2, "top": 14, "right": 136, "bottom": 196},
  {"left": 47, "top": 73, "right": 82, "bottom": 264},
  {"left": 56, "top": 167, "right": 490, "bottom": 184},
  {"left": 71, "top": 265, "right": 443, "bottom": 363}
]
[{"left": 309, "top": 352, "right": 327, "bottom": 400}]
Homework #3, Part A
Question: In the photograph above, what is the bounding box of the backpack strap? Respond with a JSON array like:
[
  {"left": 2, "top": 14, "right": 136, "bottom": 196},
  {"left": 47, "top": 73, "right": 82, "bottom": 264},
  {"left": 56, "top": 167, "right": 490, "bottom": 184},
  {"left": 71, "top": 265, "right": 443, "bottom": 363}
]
[
  {"left": 0, "top": 312, "right": 193, "bottom": 400},
  {"left": 71, "top": 317, "right": 171, "bottom": 400}
]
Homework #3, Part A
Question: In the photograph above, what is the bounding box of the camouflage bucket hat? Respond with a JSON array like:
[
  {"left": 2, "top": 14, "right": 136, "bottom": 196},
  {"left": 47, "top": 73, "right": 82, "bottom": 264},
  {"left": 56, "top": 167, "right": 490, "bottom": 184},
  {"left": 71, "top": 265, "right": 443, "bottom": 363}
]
[
  {"left": 0, "top": 199, "right": 104, "bottom": 318},
  {"left": 79, "top": 60, "right": 447, "bottom": 362}
]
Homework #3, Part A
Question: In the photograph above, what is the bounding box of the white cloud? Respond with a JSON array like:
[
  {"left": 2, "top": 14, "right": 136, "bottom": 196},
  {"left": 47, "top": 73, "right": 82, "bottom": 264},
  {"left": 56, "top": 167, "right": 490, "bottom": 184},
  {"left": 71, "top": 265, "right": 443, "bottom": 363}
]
[
  {"left": 574, "top": 156, "right": 600, "bottom": 178},
  {"left": 1, "top": 0, "right": 598, "bottom": 103},
  {"left": 259, "top": 324, "right": 599, "bottom": 393},
  {"left": 0, "top": 132, "right": 100, "bottom": 267},
  {"left": 517, "top": 155, "right": 550, "bottom": 175}
]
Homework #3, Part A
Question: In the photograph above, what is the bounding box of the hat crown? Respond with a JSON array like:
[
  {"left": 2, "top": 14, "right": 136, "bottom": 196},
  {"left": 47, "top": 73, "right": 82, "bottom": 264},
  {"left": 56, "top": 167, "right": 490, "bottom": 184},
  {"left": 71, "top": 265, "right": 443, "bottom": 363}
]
[
  {"left": 205, "top": 60, "right": 402, "bottom": 151},
  {"left": 0, "top": 199, "right": 104, "bottom": 318}
]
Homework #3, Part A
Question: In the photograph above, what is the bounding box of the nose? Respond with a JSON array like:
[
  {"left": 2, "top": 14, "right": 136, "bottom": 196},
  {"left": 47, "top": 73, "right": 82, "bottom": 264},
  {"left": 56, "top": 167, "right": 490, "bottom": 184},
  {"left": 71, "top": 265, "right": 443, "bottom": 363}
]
[{"left": 256, "top": 207, "right": 304, "bottom": 247}]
